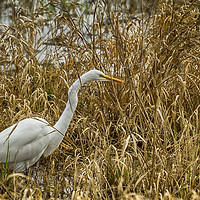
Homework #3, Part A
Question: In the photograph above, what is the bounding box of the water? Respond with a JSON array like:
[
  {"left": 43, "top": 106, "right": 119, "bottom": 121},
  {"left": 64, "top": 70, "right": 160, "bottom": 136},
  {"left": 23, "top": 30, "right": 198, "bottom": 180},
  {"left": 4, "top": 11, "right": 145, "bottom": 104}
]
[{"left": 0, "top": 0, "right": 144, "bottom": 72}]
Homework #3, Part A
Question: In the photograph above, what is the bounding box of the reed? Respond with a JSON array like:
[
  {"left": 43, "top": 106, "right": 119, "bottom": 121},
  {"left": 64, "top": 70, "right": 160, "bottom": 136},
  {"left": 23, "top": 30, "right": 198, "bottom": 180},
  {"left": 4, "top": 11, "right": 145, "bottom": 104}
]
[{"left": 0, "top": 0, "right": 200, "bottom": 199}]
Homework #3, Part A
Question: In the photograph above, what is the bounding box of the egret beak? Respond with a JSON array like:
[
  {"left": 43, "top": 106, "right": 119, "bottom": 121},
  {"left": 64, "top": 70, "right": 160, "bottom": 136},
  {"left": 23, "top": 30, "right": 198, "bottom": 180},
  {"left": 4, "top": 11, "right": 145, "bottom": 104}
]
[{"left": 101, "top": 74, "right": 125, "bottom": 83}]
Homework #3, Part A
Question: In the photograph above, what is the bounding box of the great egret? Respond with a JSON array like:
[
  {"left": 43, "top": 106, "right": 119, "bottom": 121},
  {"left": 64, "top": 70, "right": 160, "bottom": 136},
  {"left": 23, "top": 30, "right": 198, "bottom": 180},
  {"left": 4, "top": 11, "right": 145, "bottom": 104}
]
[{"left": 0, "top": 70, "right": 124, "bottom": 172}]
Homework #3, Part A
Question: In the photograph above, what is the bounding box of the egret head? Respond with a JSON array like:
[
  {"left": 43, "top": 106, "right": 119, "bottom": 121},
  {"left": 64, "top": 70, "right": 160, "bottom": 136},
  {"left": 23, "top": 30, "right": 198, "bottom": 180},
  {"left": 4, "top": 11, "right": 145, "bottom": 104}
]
[
  {"left": 84, "top": 69, "right": 125, "bottom": 83},
  {"left": 68, "top": 70, "right": 124, "bottom": 96}
]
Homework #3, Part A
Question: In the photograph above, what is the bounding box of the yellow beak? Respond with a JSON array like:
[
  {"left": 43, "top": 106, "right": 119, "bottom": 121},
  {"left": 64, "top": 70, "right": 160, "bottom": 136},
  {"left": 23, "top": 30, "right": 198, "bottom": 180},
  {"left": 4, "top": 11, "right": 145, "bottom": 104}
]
[{"left": 102, "top": 74, "right": 125, "bottom": 83}]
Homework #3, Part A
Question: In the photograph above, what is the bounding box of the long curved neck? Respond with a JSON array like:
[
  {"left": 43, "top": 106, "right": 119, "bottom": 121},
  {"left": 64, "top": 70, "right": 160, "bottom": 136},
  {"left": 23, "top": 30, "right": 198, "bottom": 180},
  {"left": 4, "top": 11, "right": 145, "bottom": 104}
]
[
  {"left": 49, "top": 75, "right": 88, "bottom": 152},
  {"left": 44, "top": 72, "right": 99, "bottom": 156},
  {"left": 54, "top": 79, "right": 81, "bottom": 135}
]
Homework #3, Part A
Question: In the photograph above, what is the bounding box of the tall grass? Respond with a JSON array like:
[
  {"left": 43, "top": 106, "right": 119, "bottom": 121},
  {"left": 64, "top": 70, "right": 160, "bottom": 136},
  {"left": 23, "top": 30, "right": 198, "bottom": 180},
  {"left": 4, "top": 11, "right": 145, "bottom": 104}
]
[{"left": 0, "top": 0, "right": 200, "bottom": 199}]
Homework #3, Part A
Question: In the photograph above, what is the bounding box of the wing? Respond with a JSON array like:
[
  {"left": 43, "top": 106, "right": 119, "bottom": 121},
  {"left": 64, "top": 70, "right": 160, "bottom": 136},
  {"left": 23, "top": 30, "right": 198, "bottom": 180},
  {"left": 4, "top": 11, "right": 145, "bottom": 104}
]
[{"left": 0, "top": 117, "right": 53, "bottom": 164}]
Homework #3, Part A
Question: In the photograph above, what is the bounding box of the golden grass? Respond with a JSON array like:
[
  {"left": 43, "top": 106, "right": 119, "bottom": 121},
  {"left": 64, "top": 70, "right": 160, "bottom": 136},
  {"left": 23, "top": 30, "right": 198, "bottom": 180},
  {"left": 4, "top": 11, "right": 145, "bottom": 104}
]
[{"left": 0, "top": 0, "right": 200, "bottom": 199}]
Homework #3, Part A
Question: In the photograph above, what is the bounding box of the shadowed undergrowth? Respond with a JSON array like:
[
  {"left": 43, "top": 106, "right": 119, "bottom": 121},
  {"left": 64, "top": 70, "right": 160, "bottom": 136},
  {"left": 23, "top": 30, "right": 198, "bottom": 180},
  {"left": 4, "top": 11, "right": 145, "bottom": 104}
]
[{"left": 0, "top": 0, "right": 200, "bottom": 199}]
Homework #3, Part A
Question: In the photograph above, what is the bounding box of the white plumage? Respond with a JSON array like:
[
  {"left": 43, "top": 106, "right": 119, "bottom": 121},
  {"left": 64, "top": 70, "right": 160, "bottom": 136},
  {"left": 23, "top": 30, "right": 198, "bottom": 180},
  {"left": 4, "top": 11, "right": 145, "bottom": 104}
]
[{"left": 0, "top": 70, "right": 124, "bottom": 172}]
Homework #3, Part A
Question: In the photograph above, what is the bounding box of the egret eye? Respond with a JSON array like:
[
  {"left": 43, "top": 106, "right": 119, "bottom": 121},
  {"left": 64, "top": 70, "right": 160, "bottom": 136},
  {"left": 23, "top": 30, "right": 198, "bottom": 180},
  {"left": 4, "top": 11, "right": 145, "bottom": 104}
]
[{"left": 99, "top": 74, "right": 105, "bottom": 78}]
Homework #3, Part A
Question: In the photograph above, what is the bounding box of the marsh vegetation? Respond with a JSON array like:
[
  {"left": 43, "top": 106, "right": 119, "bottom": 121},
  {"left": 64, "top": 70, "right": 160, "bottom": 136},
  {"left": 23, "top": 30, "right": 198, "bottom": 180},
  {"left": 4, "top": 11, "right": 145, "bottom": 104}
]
[{"left": 0, "top": 0, "right": 200, "bottom": 199}]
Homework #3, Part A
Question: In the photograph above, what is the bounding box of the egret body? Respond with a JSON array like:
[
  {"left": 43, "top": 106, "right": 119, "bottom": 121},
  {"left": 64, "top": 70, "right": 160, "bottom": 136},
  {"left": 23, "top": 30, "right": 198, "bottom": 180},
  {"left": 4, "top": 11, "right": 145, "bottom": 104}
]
[{"left": 0, "top": 70, "right": 124, "bottom": 172}]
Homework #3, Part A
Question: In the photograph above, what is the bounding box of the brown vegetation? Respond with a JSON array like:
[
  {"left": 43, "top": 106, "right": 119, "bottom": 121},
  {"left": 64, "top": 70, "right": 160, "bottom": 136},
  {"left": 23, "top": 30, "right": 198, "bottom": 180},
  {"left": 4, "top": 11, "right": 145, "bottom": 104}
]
[{"left": 0, "top": 0, "right": 200, "bottom": 199}]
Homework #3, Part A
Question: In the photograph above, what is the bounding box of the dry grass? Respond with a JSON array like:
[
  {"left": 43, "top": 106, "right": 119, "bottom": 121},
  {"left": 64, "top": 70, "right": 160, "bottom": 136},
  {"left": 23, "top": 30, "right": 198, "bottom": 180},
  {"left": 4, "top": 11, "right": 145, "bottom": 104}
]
[{"left": 0, "top": 0, "right": 200, "bottom": 199}]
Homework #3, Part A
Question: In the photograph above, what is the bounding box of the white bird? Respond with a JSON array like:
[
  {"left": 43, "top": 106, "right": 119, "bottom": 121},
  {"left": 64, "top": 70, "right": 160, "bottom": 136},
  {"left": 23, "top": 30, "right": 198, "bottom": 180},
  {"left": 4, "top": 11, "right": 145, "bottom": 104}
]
[{"left": 0, "top": 70, "right": 124, "bottom": 172}]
